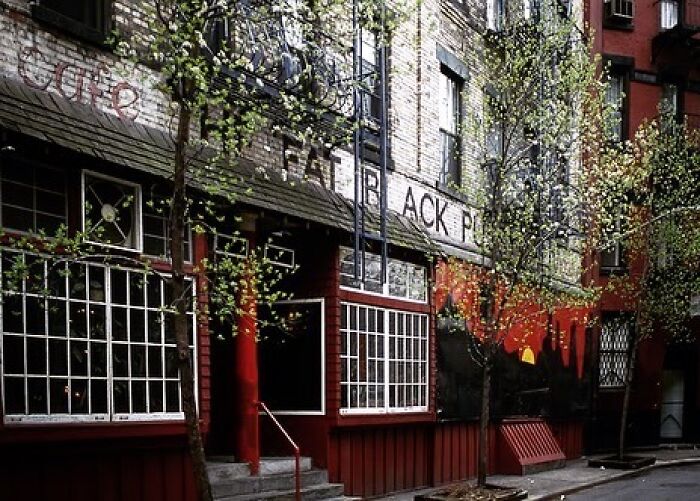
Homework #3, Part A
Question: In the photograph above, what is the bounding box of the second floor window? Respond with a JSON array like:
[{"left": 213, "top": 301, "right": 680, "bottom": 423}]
[
  {"left": 360, "top": 30, "right": 382, "bottom": 125},
  {"left": 605, "top": 72, "right": 626, "bottom": 141},
  {"left": 439, "top": 69, "right": 462, "bottom": 188},
  {"left": 600, "top": 215, "right": 624, "bottom": 271},
  {"left": 487, "top": 0, "right": 505, "bottom": 30}
]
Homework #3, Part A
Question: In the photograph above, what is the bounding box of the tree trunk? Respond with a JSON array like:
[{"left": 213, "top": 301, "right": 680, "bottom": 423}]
[
  {"left": 171, "top": 103, "right": 213, "bottom": 501},
  {"left": 618, "top": 336, "right": 639, "bottom": 460},
  {"left": 477, "top": 361, "right": 491, "bottom": 487}
]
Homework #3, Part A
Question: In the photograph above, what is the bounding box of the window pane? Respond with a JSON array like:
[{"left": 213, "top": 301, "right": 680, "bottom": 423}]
[{"left": 3, "top": 335, "right": 25, "bottom": 374}]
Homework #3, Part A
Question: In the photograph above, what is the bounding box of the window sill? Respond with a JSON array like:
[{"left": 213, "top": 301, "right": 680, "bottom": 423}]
[
  {"left": 603, "top": 21, "right": 635, "bottom": 32},
  {"left": 0, "top": 419, "right": 193, "bottom": 444},
  {"left": 599, "top": 266, "right": 628, "bottom": 277},
  {"left": 435, "top": 181, "right": 467, "bottom": 203},
  {"left": 31, "top": 4, "right": 111, "bottom": 49},
  {"left": 333, "top": 411, "right": 435, "bottom": 427}
]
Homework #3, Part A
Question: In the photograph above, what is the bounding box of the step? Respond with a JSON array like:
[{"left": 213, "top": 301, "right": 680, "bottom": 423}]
[
  {"left": 207, "top": 457, "right": 313, "bottom": 483},
  {"left": 211, "top": 469, "right": 329, "bottom": 498},
  {"left": 216, "top": 482, "right": 345, "bottom": 501}
]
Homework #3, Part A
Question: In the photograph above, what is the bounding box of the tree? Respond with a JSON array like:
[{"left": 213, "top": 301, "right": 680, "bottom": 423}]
[
  {"left": 112, "top": 1, "right": 407, "bottom": 499},
  {"left": 436, "top": 0, "right": 617, "bottom": 486},
  {"left": 599, "top": 113, "right": 700, "bottom": 460}
]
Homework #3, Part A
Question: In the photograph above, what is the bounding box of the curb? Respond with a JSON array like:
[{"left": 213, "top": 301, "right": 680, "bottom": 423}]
[{"left": 534, "top": 457, "right": 700, "bottom": 500}]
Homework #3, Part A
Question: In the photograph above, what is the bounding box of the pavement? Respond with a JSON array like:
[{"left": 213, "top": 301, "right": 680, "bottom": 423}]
[{"left": 374, "top": 445, "right": 700, "bottom": 501}]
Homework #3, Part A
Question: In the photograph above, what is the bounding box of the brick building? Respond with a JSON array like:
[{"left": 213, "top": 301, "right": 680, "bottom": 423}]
[
  {"left": 587, "top": 0, "right": 700, "bottom": 450},
  {"left": 0, "top": 0, "right": 592, "bottom": 499}
]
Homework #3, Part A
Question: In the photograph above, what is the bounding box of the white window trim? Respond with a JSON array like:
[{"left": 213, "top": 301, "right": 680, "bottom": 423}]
[
  {"left": 142, "top": 198, "right": 193, "bottom": 263},
  {"left": 0, "top": 250, "right": 198, "bottom": 425},
  {"left": 339, "top": 302, "right": 429, "bottom": 415},
  {"left": 258, "top": 298, "right": 325, "bottom": 416},
  {"left": 214, "top": 233, "right": 249, "bottom": 260},
  {"left": 264, "top": 243, "right": 295, "bottom": 270},
  {"left": 81, "top": 169, "right": 143, "bottom": 253}
]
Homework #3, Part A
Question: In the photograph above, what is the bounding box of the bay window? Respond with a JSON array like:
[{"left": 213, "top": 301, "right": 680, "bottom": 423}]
[{"left": 340, "top": 303, "right": 428, "bottom": 413}]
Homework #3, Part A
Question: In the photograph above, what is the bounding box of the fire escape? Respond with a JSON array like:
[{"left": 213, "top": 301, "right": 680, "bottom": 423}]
[{"left": 352, "top": 0, "right": 390, "bottom": 285}]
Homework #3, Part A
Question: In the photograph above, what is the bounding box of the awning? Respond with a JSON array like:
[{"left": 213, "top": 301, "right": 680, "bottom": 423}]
[{"left": 0, "top": 76, "right": 436, "bottom": 254}]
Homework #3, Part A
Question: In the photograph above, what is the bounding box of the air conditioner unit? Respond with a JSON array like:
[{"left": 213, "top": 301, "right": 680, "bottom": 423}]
[{"left": 605, "top": 0, "right": 634, "bottom": 21}]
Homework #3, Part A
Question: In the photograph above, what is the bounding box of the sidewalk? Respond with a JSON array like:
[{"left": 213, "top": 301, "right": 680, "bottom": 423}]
[{"left": 375, "top": 445, "right": 700, "bottom": 501}]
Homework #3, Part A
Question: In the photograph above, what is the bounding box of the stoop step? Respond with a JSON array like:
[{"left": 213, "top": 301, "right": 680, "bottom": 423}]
[{"left": 208, "top": 456, "right": 344, "bottom": 500}]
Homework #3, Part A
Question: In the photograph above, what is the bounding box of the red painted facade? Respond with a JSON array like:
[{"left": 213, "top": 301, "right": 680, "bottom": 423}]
[{"left": 587, "top": 0, "right": 700, "bottom": 449}]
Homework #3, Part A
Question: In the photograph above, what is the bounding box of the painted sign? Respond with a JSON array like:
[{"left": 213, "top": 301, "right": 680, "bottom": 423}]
[{"left": 17, "top": 46, "right": 140, "bottom": 121}]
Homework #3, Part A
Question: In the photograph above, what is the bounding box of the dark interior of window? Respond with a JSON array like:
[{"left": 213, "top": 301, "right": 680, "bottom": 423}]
[
  {"left": 258, "top": 301, "right": 323, "bottom": 412},
  {"left": 33, "top": 0, "right": 110, "bottom": 45}
]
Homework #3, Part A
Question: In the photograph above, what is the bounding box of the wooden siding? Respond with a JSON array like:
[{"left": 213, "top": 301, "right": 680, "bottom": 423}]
[
  {"left": 0, "top": 438, "right": 195, "bottom": 501},
  {"left": 548, "top": 420, "right": 584, "bottom": 459},
  {"left": 329, "top": 424, "right": 432, "bottom": 498}
]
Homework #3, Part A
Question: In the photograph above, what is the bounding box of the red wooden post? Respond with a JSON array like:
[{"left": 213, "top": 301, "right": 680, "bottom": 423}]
[{"left": 233, "top": 215, "right": 260, "bottom": 475}]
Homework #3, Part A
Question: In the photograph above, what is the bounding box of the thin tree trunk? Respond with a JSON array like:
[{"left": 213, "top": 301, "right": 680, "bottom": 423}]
[
  {"left": 618, "top": 336, "right": 639, "bottom": 460},
  {"left": 477, "top": 360, "right": 491, "bottom": 487},
  {"left": 171, "top": 103, "right": 213, "bottom": 501}
]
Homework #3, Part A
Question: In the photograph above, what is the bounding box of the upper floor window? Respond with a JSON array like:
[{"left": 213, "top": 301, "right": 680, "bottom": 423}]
[
  {"left": 605, "top": 71, "right": 627, "bottom": 141},
  {"left": 600, "top": 215, "right": 625, "bottom": 271},
  {"left": 33, "top": 0, "right": 111, "bottom": 44},
  {"left": 660, "top": 0, "right": 679, "bottom": 29},
  {"left": 339, "top": 247, "right": 427, "bottom": 302},
  {"left": 604, "top": 0, "right": 634, "bottom": 25},
  {"left": 360, "top": 30, "right": 383, "bottom": 126},
  {"left": 487, "top": 0, "right": 505, "bottom": 30},
  {"left": 439, "top": 68, "right": 462, "bottom": 188}
]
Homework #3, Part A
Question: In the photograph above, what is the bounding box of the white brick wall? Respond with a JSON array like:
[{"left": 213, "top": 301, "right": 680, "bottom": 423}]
[{"left": 0, "top": 0, "right": 491, "bottom": 256}]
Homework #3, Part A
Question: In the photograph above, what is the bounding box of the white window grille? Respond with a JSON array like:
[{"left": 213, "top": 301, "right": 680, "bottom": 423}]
[
  {"left": 339, "top": 247, "right": 427, "bottom": 302},
  {"left": 82, "top": 170, "right": 142, "bottom": 252},
  {"left": 0, "top": 249, "right": 196, "bottom": 423},
  {"left": 340, "top": 303, "right": 428, "bottom": 414},
  {"left": 660, "top": 0, "right": 679, "bottom": 29},
  {"left": 598, "top": 315, "right": 631, "bottom": 388},
  {"left": 0, "top": 161, "right": 67, "bottom": 236}
]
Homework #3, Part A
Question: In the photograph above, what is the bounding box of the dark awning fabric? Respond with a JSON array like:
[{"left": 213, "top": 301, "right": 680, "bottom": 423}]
[{"left": 0, "top": 76, "right": 436, "bottom": 254}]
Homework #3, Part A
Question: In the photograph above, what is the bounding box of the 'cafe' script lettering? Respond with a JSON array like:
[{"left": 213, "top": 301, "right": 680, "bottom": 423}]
[{"left": 18, "top": 46, "right": 140, "bottom": 121}]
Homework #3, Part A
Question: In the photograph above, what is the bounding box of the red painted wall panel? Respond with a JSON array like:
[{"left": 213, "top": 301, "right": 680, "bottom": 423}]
[
  {"left": 0, "top": 438, "right": 195, "bottom": 501},
  {"left": 548, "top": 420, "right": 584, "bottom": 459}
]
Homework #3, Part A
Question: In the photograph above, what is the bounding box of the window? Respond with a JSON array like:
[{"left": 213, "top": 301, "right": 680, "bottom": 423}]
[
  {"left": 83, "top": 171, "right": 142, "bottom": 252},
  {"left": 598, "top": 314, "right": 631, "bottom": 388},
  {"left": 0, "top": 249, "right": 196, "bottom": 423},
  {"left": 660, "top": 0, "right": 679, "bottom": 29},
  {"left": 660, "top": 83, "right": 680, "bottom": 118},
  {"left": 605, "top": 72, "right": 626, "bottom": 141},
  {"left": 359, "top": 30, "right": 382, "bottom": 125},
  {"left": 600, "top": 215, "right": 624, "bottom": 270},
  {"left": 0, "top": 161, "right": 67, "bottom": 236},
  {"left": 340, "top": 303, "right": 428, "bottom": 413},
  {"left": 439, "top": 69, "right": 462, "bottom": 188},
  {"left": 487, "top": 0, "right": 505, "bottom": 30},
  {"left": 339, "top": 247, "right": 427, "bottom": 302},
  {"left": 142, "top": 192, "right": 192, "bottom": 262},
  {"left": 604, "top": 0, "right": 634, "bottom": 24},
  {"left": 33, "top": 0, "right": 111, "bottom": 43}
]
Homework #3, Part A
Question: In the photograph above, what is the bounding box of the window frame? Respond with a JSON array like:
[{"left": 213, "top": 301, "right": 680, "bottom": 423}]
[
  {"left": 339, "top": 302, "right": 429, "bottom": 415},
  {"left": 598, "top": 314, "right": 632, "bottom": 389},
  {"left": 31, "top": 0, "right": 112, "bottom": 47},
  {"left": 142, "top": 192, "right": 193, "bottom": 263},
  {"left": 0, "top": 249, "right": 198, "bottom": 424},
  {"left": 81, "top": 170, "right": 144, "bottom": 253},
  {"left": 604, "top": 63, "right": 630, "bottom": 142},
  {"left": 439, "top": 67, "right": 463, "bottom": 189},
  {"left": 600, "top": 215, "right": 626, "bottom": 272}
]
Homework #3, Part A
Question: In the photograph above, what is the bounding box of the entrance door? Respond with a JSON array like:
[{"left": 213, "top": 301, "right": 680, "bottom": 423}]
[{"left": 660, "top": 370, "right": 684, "bottom": 439}]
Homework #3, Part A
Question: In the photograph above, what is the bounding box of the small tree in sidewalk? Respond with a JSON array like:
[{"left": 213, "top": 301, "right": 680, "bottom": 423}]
[
  {"left": 436, "top": 0, "right": 620, "bottom": 486},
  {"left": 599, "top": 114, "right": 700, "bottom": 460}
]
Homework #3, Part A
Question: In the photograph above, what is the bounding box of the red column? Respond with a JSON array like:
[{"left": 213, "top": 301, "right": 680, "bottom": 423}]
[{"left": 233, "top": 219, "right": 260, "bottom": 475}]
